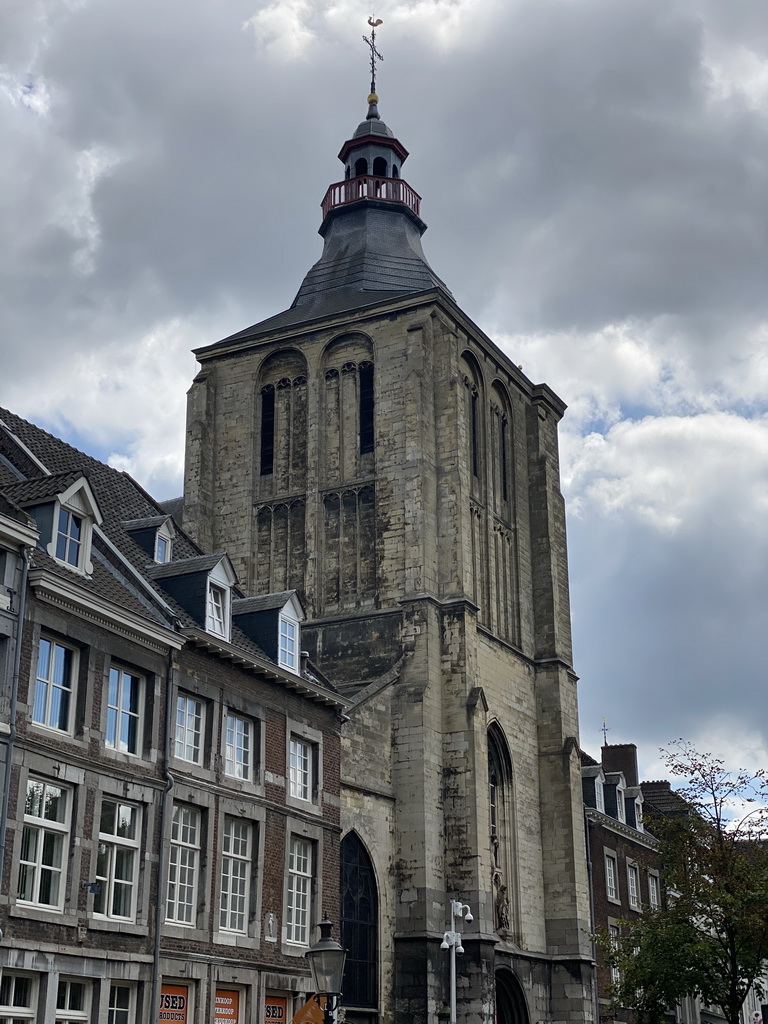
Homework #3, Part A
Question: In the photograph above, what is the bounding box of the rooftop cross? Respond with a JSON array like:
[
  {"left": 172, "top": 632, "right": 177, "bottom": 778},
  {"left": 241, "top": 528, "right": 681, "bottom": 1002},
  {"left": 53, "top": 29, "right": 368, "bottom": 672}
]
[{"left": 363, "top": 16, "right": 383, "bottom": 96}]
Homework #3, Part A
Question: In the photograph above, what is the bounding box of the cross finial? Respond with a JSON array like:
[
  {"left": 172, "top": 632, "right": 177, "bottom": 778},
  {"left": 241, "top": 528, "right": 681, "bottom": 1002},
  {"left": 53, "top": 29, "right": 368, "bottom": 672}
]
[
  {"left": 601, "top": 717, "right": 609, "bottom": 745},
  {"left": 363, "top": 16, "right": 383, "bottom": 96}
]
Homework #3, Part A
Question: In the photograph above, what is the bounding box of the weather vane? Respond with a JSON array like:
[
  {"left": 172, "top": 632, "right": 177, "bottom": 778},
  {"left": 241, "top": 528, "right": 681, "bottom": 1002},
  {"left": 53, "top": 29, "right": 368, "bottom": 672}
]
[
  {"left": 363, "top": 16, "right": 383, "bottom": 95},
  {"left": 601, "top": 717, "right": 609, "bottom": 744}
]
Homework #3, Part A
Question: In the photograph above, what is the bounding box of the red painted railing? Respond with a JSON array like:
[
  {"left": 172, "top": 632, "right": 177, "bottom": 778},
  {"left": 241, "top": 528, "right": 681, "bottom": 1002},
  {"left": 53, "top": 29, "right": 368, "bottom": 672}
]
[{"left": 321, "top": 175, "right": 421, "bottom": 219}]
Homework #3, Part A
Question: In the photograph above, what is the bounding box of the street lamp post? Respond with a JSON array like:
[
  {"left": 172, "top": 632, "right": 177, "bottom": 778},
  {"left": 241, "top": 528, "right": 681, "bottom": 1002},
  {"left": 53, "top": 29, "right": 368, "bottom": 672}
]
[
  {"left": 305, "top": 918, "right": 347, "bottom": 1024},
  {"left": 440, "top": 899, "right": 473, "bottom": 1024}
]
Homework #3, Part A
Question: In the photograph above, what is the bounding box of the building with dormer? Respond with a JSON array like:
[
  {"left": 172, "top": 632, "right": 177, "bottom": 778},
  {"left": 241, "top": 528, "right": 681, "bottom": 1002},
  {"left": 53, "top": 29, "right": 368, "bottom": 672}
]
[
  {"left": 0, "top": 407, "right": 348, "bottom": 1024},
  {"left": 175, "top": 86, "right": 594, "bottom": 1024}
]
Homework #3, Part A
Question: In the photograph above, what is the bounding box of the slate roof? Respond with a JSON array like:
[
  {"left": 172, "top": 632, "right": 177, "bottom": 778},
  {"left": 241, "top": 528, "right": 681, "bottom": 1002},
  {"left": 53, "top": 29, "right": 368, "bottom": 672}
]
[
  {"left": 0, "top": 412, "right": 342, "bottom": 701},
  {"left": 2, "top": 470, "right": 84, "bottom": 505},
  {"left": 233, "top": 591, "right": 297, "bottom": 614},
  {"left": 146, "top": 553, "right": 230, "bottom": 580},
  {"left": 123, "top": 515, "right": 172, "bottom": 530},
  {"left": 160, "top": 496, "right": 185, "bottom": 519}
]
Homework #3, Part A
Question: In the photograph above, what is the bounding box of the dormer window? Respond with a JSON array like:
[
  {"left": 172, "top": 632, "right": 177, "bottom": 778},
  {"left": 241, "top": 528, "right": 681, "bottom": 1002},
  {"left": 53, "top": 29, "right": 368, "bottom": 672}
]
[
  {"left": 615, "top": 783, "right": 626, "bottom": 822},
  {"left": 634, "top": 798, "right": 643, "bottom": 831},
  {"left": 208, "top": 583, "right": 228, "bottom": 636},
  {"left": 56, "top": 508, "right": 82, "bottom": 567},
  {"left": 154, "top": 519, "right": 174, "bottom": 563},
  {"left": 279, "top": 614, "right": 298, "bottom": 672},
  {"left": 595, "top": 777, "right": 605, "bottom": 813}
]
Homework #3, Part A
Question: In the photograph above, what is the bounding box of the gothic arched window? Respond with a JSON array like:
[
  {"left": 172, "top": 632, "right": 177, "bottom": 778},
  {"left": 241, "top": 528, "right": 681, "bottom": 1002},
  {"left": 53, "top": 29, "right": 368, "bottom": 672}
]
[
  {"left": 340, "top": 832, "right": 378, "bottom": 1010},
  {"left": 488, "top": 724, "right": 518, "bottom": 937}
]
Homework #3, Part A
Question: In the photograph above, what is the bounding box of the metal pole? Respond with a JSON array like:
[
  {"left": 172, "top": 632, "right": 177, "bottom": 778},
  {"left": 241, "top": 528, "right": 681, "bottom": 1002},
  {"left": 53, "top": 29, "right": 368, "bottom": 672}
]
[{"left": 441, "top": 899, "right": 473, "bottom": 1024}]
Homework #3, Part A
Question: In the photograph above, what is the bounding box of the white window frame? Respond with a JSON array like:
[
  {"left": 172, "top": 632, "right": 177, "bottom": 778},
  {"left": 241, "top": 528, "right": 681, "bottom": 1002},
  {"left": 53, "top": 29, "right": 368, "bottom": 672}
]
[
  {"left": 154, "top": 520, "right": 174, "bottom": 563},
  {"left": 32, "top": 636, "right": 77, "bottom": 734},
  {"left": 608, "top": 923, "right": 621, "bottom": 987},
  {"left": 219, "top": 817, "right": 252, "bottom": 934},
  {"left": 18, "top": 777, "right": 71, "bottom": 911},
  {"left": 279, "top": 614, "right": 298, "bottom": 672},
  {"left": 289, "top": 736, "right": 312, "bottom": 801},
  {"left": 627, "top": 862, "right": 640, "bottom": 909},
  {"left": 94, "top": 799, "right": 141, "bottom": 921},
  {"left": 286, "top": 835, "right": 313, "bottom": 945},
  {"left": 175, "top": 694, "right": 204, "bottom": 764},
  {"left": 615, "top": 784, "right": 626, "bottom": 822},
  {"left": 166, "top": 803, "right": 201, "bottom": 926},
  {"left": 105, "top": 665, "right": 143, "bottom": 756},
  {"left": 225, "top": 712, "right": 252, "bottom": 781},
  {"left": 55, "top": 979, "right": 90, "bottom": 1024},
  {"left": 107, "top": 985, "right": 136, "bottom": 1024},
  {"left": 605, "top": 851, "right": 619, "bottom": 902},
  {"left": 634, "top": 798, "right": 644, "bottom": 831},
  {"left": 594, "top": 777, "right": 605, "bottom": 813},
  {"left": 205, "top": 560, "right": 234, "bottom": 640},
  {"left": 0, "top": 972, "right": 37, "bottom": 1024},
  {"left": 55, "top": 507, "right": 83, "bottom": 569},
  {"left": 648, "top": 871, "right": 660, "bottom": 909}
]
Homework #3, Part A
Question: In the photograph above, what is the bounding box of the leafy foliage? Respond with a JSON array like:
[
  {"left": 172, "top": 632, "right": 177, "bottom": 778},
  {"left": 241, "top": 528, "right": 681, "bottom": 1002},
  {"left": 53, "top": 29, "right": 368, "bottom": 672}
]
[{"left": 598, "top": 742, "right": 768, "bottom": 1024}]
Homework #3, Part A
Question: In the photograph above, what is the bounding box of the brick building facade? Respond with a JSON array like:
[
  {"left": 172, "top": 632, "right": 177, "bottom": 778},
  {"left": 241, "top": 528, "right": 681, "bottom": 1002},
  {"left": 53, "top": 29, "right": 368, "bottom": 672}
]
[
  {"left": 0, "top": 409, "right": 347, "bottom": 1024},
  {"left": 178, "top": 92, "right": 595, "bottom": 1024}
]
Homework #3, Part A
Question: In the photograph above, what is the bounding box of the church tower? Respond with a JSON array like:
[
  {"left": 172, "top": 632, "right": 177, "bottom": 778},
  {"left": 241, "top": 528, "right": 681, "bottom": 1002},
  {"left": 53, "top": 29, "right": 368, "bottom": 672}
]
[{"left": 182, "top": 71, "right": 594, "bottom": 1024}]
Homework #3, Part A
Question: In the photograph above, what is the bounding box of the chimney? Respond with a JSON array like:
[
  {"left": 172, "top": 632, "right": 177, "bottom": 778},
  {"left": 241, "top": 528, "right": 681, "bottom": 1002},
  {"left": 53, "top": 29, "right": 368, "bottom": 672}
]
[{"left": 601, "top": 743, "right": 639, "bottom": 787}]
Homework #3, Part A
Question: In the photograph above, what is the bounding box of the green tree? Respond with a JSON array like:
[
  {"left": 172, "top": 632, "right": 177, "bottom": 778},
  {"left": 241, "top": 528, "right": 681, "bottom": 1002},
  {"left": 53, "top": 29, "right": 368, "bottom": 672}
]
[{"left": 600, "top": 741, "right": 768, "bottom": 1024}]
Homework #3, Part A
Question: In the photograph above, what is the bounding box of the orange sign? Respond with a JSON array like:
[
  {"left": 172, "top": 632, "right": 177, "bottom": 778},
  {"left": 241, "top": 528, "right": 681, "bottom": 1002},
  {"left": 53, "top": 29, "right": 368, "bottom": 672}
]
[
  {"left": 265, "top": 996, "right": 287, "bottom": 1023},
  {"left": 291, "top": 997, "right": 325, "bottom": 1024},
  {"left": 160, "top": 986, "right": 189, "bottom": 1024},
  {"left": 215, "top": 990, "right": 239, "bottom": 1024}
]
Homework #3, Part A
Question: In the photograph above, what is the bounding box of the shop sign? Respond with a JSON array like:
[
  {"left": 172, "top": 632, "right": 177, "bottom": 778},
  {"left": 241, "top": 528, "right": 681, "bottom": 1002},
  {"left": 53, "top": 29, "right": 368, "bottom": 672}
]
[
  {"left": 264, "top": 996, "right": 287, "bottom": 1023},
  {"left": 215, "top": 990, "right": 239, "bottom": 1024},
  {"left": 160, "top": 986, "right": 189, "bottom": 1024}
]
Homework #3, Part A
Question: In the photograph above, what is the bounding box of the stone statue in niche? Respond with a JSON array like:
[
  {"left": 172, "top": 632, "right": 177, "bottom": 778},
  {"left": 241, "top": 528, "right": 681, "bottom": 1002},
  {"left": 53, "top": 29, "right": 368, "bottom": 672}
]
[
  {"left": 496, "top": 883, "right": 510, "bottom": 932},
  {"left": 265, "top": 911, "right": 277, "bottom": 942}
]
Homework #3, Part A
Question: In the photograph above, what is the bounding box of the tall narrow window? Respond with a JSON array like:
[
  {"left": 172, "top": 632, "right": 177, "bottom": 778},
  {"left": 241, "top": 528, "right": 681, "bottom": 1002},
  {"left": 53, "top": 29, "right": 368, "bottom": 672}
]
[
  {"left": 220, "top": 818, "right": 252, "bottom": 933},
  {"left": 56, "top": 508, "right": 82, "bottom": 567},
  {"left": 648, "top": 872, "right": 660, "bottom": 909},
  {"left": 207, "top": 583, "right": 228, "bottom": 636},
  {"left": 56, "top": 981, "right": 89, "bottom": 1024},
  {"left": 94, "top": 800, "right": 140, "bottom": 920},
  {"left": 260, "top": 386, "right": 275, "bottom": 476},
  {"left": 167, "top": 804, "right": 200, "bottom": 925},
  {"left": 18, "top": 779, "right": 70, "bottom": 909},
  {"left": 225, "top": 713, "right": 251, "bottom": 780},
  {"left": 175, "top": 695, "right": 204, "bottom": 764},
  {"left": 605, "top": 853, "right": 618, "bottom": 900},
  {"left": 0, "top": 975, "right": 35, "bottom": 1024},
  {"left": 279, "top": 616, "right": 298, "bottom": 671},
  {"left": 488, "top": 726, "right": 515, "bottom": 934},
  {"left": 289, "top": 737, "right": 312, "bottom": 801},
  {"left": 609, "top": 924, "right": 621, "bottom": 986},
  {"left": 470, "top": 388, "right": 479, "bottom": 478},
  {"left": 359, "top": 362, "right": 374, "bottom": 454},
  {"left": 500, "top": 416, "right": 509, "bottom": 501},
  {"left": 107, "top": 986, "right": 134, "bottom": 1024},
  {"left": 627, "top": 863, "right": 640, "bottom": 909},
  {"left": 33, "top": 637, "right": 75, "bottom": 733},
  {"left": 106, "top": 667, "right": 142, "bottom": 755},
  {"left": 286, "top": 837, "right": 312, "bottom": 944},
  {"left": 341, "top": 833, "right": 378, "bottom": 1009}
]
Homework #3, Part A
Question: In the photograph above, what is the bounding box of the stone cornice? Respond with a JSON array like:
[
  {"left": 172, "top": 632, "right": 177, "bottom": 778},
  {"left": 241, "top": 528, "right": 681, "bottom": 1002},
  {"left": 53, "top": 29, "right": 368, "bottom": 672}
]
[
  {"left": 586, "top": 806, "right": 659, "bottom": 850},
  {"left": 28, "top": 568, "right": 184, "bottom": 653}
]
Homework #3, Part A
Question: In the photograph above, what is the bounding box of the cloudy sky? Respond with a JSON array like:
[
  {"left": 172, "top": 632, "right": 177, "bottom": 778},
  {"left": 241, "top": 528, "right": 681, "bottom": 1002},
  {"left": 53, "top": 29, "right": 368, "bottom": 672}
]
[{"left": 2, "top": 0, "right": 767, "bottom": 781}]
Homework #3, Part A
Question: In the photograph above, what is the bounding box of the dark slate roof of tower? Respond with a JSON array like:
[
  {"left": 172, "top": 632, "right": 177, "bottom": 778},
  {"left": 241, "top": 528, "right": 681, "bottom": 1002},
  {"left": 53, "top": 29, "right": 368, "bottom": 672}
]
[{"left": 352, "top": 117, "right": 395, "bottom": 139}]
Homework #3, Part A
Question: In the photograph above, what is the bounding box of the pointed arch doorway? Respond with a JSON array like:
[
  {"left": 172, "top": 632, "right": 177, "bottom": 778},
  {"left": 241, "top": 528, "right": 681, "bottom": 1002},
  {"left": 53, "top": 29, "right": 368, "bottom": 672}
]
[{"left": 495, "top": 968, "right": 529, "bottom": 1024}]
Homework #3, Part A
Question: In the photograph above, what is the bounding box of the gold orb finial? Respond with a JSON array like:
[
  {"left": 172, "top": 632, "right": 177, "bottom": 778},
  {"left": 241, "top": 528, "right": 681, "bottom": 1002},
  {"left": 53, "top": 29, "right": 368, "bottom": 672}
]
[{"left": 368, "top": 92, "right": 378, "bottom": 104}]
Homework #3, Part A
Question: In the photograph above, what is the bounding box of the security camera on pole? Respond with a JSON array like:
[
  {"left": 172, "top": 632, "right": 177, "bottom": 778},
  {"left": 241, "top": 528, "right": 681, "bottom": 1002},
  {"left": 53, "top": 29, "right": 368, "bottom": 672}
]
[{"left": 440, "top": 899, "right": 473, "bottom": 1024}]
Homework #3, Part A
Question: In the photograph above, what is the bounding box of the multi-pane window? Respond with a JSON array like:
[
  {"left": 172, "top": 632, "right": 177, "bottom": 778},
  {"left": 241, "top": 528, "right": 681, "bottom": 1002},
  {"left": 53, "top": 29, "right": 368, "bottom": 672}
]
[
  {"left": 18, "top": 778, "right": 70, "bottom": 909},
  {"left": 167, "top": 804, "right": 200, "bottom": 925},
  {"left": 289, "top": 737, "right": 311, "bottom": 801},
  {"left": 33, "top": 637, "right": 75, "bottom": 733},
  {"left": 609, "top": 924, "right": 621, "bottom": 986},
  {"left": 56, "top": 981, "right": 89, "bottom": 1024},
  {"left": 648, "top": 872, "right": 660, "bottom": 909},
  {"left": 175, "top": 695, "right": 203, "bottom": 763},
  {"left": 594, "top": 778, "right": 605, "bottom": 813},
  {"left": 286, "top": 836, "right": 312, "bottom": 944},
  {"left": 225, "top": 713, "right": 251, "bottom": 780},
  {"left": 94, "top": 800, "right": 140, "bottom": 920},
  {"left": 106, "top": 667, "right": 142, "bottom": 755},
  {"left": 605, "top": 853, "right": 618, "bottom": 901},
  {"left": 208, "top": 584, "right": 227, "bottom": 636},
  {"left": 56, "top": 508, "right": 82, "bottom": 567},
  {"left": 107, "top": 986, "right": 134, "bottom": 1024},
  {"left": 279, "top": 617, "right": 297, "bottom": 671},
  {"left": 627, "top": 864, "right": 640, "bottom": 909},
  {"left": 220, "top": 817, "right": 252, "bottom": 933},
  {"left": 0, "top": 973, "right": 35, "bottom": 1024}
]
